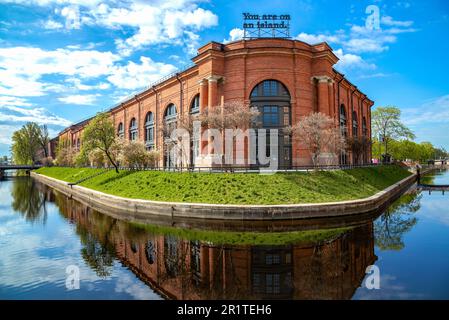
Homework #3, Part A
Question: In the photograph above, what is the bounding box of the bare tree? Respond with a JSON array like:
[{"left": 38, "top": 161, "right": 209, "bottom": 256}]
[
  {"left": 199, "top": 101, "right": 259, "bottom": 166},
  {"left": 290, "top": 112, "right": 346, "bottom": 167},
  {"left": 160, "top": 112, "right": 198, "bottom": 168}
]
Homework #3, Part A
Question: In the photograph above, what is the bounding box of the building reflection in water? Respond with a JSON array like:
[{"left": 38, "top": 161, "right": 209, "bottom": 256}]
[{"left": 42, "top": 187, "right": 377, "bottom": 300}]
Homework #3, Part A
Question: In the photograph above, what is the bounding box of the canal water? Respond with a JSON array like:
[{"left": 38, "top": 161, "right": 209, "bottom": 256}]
[{"left": 0, "top": 170, "right": 448, "bottom": 300}]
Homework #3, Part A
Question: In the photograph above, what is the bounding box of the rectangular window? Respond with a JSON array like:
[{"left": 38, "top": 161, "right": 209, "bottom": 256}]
[
  {"left": 266, "top": 254, "right": 281, "bottom": 265},
  {"left": 266, "top": 274, "right": 280, "bottom": 294},
  {"left": 262, "top": 105, "right": 279, "bottom": 126}
]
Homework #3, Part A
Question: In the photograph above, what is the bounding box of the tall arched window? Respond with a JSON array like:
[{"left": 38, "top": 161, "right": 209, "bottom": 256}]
[
  {"left": 339, "top": 105, "right": 347, "bottom": 137},
  {"left": 339, "top": 105, "right": 348, "bottom": 165},
  {"left": 129, "top": 118, "right": 137, "bottom": 141},
  {"left": 352, "top": 111, "right": 358, "bottom": 137},
  {"left": 189, "top": 95, "right": 200, "bottom": 167},
  {"left": 117, "top": 122, "right": 124, "bottom": 138},
  {"left": 144, "top": 112, "right": 154, "bottom": 149},
  {"left": 250, "top": 80, "right": 291, "bottom": 168},
  {"left": 362, "top": 117, "right": 368, "bottom": 137},
  {"left": 164, "top": 104, "right": 177, "bottom": 168},
  {"left": 190, "top": 94, "right": 200, "bottom": 114},
  {"left": 164, "top": 235, "right": 179, "bottom": 278}
]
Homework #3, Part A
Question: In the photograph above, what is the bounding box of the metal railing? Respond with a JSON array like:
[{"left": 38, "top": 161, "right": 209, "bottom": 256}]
[{"left": 54, "top": 162, "right": 388, "bottom": 174}]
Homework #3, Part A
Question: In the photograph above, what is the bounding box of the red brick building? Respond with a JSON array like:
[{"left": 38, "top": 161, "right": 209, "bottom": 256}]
[{"left": 57, "top": 38, "right": 373, "bottom": 168}]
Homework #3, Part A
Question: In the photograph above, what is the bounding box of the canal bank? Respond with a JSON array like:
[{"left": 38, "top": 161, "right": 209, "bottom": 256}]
[
  {"left": 31, "top": 167, "right": 421, "bottom": 221},
  {"left": 2, "top": 169, "right": 449, "bottom": 299}
]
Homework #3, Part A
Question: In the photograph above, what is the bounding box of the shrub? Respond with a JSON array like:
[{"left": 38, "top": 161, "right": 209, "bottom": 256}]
[
  {"left": 145, "top": 149, "right": 160, "bottom": 168},
  {"left": 88, "top": 148, "right": 106, "bottom": 168},
  {"left": 119, "top": 141, "right": 149, "bottom": 169},
  {"left": 55, "top": 146, "right": 75, "bottom": 166},
  {"left": 74, "top": 149, "right": 89, "bottom": 167},
  {"left": 41, "top": 156, "right": 54, "bottom": 167}
]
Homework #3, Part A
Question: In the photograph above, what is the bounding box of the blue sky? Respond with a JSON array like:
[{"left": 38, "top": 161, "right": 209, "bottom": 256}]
[{"left": 0, "top": 0, "right": 448, "bottom": 156}]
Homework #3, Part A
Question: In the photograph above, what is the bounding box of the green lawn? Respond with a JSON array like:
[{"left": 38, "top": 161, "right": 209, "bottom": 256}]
[{"left": 35, "top": 165, "right": 411, "bottom": 205}]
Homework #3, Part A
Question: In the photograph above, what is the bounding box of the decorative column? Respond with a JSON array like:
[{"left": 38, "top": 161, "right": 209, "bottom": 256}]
[
  {"left": 207, "top": 75, "right": 221, "bottom": 108},
  {"left": 199, "top": 79, "right": 208, "bottom": 111},
  {"left": 312, "top": 75, "right": 334, "bottom": 115}
]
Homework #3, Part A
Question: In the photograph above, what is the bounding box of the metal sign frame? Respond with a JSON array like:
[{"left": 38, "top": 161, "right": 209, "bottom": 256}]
[{"left": 242, "top": 13, "right": 291, "bottom": 39}]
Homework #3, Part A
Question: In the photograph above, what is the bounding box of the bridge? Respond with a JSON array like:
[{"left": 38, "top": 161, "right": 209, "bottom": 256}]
[
  {"left": 0, "top": 164, "right": 42, "bottom": 177},
  {"left": 418, "top": 184, "right": 449, "bottom": 195}
]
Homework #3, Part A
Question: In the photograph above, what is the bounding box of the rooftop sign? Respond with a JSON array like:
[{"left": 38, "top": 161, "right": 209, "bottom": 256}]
[{"left": 242, "top": 13, "right": 291, "bottom": 39}]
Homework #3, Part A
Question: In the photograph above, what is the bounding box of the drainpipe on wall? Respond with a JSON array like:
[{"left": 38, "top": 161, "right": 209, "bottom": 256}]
[
  {"left": 337, "top": 76, "right": 344, "bottom": 124},
  {"left": 151, "top": 86, "right": 158, "bottom": 162},
  {"left": 337, "top": 76, "right": 345, "bottom": 165},
  {"left": 176, "top": 73, "right": 183, "bottom": 114},
  {"left": 134, "top": 95, "right": 141, "bottom": 141}
]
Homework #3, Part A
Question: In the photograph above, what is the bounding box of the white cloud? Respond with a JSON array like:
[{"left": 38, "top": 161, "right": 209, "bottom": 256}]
[
  {"left": 43, "top": 19, "right": 63, "bottom": 29},
  {"left": 296, "top": 32, "right": 341, "bottom": 45},
  {"left": 334, "top": 48, "right": 376, "bottom": 72},
  {"left": 107, "top": 56, "right": 177, "bottom": 90},
  {"left": 1, "top": 1, "right": 218, "bottom": 55},
  {"left": 223, "top": 28, "right": 244, "bottom": 43},
  {"left": 358, "top": 72, "right": 394, "bottom": 79},
  {"left": 0, "top": 105, "right": 72, "bottom": 126},
  {"left": 294, "top": 15, "right": 417, "bottom": 55},
  {"left": 0, "top": 96, "right": 33, "bottom": 107},
  {"left": 65, "top": 78, "right": 110, "bottom": 90},
  {"left": 107, "top": 3, "right": 218, "bottom": 56},
  {"left": 381, "top": 15, "right": 414, "bottom": 27},
  {"left": 60, "top": 5, "right": 80, "bottom": 29},
  {"left": 58, "top": 94, "right": 98, "bottom": 105},
  {"left": 0, "top": 46, "right": 119, "bottom": 97},
  {"left": 0, "top": 124, "right": 18, "bottom": 145},
  {"left": 402, "top": 95, "right": 449, "bottom": 126}
]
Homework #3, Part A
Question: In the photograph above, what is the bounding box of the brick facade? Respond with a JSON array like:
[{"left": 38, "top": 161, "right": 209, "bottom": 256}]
[{"left": 56, "top": 38, "right": 374, "bottom": 167}]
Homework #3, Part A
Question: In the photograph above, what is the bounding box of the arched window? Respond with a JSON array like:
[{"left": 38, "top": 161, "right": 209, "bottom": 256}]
[
  {"left": 164, "top": 103, "right": 177, "bottom": 119},
  {"left": 362, "top": 117, "right": 368, "bottom": 137},
  {"left": 145, "top": 240, "right": 155, "bottom": 265},
  {"left": 129, "top": 118, "right": 138, "bottom": 141},
  {"left": 339, "top": 105, "right": 347, "bottom": 137},
  {"left": 144, "top": 112, "right": 154, "bottom": 149},
  {"left": 190, "top": 94, "right": 200, "bottom": 114},
  {"left": 164, "top": 235, "right": 179, "bottom": 278},
  {"left": 117, "top": 122, "right": 124, "bottom": 138},
  {"left": 250, "top": 80, "right": 291, "bottom": 168},
  {"left": 164, "top": 104, "right": 177, "bottom": 168},
  {"left": 77, "top": 138, "right": 80, "bottom": 150},
  {"left": 352, "top": 111, "right": 358, "bottom": 137},
  {"left": 251, "top": 80, "right": 290, "bottom": 98},
  {"left": 339, "top": 105, "right": 348, "bottom": 165}
]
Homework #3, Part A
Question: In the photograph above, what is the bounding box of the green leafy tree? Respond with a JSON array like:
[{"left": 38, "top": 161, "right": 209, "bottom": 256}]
[
  {"left": 11, "top": 177, "right": 48, "bottom": 224},
  {"left": 374, "top": 192, "right": 420, "bottom": 250},
  {"left": 11, "top": 122, "right": 41, "bottom": 164},
  {"left": 434, "top": 147, "right": 448, "bottom": 159},
  {"left": 418, "top": 142, "right": 434, "bottom": 162},
  {"left": 80, "top": 113, "right": 120, "bottom": 173},
  {"left": 372, "top": 106, "right": 415, "bottom": 161}
]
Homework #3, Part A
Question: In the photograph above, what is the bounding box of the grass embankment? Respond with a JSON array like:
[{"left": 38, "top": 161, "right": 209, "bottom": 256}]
[{"left": 36, "top": 165, "right": 411, "bottom": 205}]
